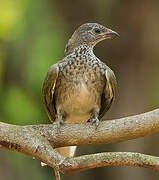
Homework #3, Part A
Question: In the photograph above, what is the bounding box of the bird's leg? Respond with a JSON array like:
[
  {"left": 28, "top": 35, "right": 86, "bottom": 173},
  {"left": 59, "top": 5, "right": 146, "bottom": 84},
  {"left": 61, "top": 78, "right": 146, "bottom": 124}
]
[
  {"left": 89, "top": 110, "right": 100, "bottom": 128},
  {"left": 57, "top": 111, "right": 66, "bottom": 129}
]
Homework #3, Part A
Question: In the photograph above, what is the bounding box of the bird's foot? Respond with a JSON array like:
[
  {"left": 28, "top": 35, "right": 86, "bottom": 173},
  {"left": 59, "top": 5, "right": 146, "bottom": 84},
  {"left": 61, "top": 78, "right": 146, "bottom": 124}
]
[
  {"left": 89, "top": 117, "right": 99, "bottom": 129},
  {"left": 89, "top": 110, "right": 100, "bottom": 129},
  {"left": 57, "top": 119, "right": 64, "bottom": 130}
]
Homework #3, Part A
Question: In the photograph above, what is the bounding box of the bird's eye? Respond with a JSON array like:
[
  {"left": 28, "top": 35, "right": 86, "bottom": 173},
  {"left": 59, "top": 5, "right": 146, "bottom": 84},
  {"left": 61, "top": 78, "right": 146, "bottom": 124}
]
[{"left": 94, "top": 28, "right": 101, "bottom": 34}]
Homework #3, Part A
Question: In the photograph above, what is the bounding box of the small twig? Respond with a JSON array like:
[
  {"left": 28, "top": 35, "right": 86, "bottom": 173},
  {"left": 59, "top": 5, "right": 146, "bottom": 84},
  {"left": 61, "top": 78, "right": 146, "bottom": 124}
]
[
  {"left": 60, "top": 152, "right": 159, "bottom": 174},
  {"left": 54, "top": 169, "right": 61, "bottom": 180}
]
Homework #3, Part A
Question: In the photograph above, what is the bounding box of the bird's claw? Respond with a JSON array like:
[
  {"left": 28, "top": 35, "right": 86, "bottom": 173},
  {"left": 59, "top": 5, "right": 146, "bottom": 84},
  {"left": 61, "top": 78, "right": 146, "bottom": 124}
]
[
  {"left": 90, "top": 117, "right": 99, "bottom": 129},
  {"left": 57, "top": 119, "right": 64, "bottom": 130}
]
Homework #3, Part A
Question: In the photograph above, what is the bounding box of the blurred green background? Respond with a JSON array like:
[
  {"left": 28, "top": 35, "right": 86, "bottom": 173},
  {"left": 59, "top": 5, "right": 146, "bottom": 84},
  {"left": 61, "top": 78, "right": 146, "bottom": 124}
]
[{"left": 0, "top": 0, "right": 159, "bottom": 179}]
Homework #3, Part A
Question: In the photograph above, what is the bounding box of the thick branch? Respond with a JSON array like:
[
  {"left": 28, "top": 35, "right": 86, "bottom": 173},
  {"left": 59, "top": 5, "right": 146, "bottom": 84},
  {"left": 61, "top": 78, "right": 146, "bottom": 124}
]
[
  {"left": 35, "top": 108, "right": 159, "bottom": 147},
  {"left": 0, "top": 122, "right": 65, "bottom": 169},
  {"left": 0, "top": 108, "right": 159, "bottom": 174}
]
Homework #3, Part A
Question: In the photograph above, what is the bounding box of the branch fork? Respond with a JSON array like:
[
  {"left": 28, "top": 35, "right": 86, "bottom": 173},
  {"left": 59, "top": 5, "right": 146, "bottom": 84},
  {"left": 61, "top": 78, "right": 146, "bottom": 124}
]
[{"left": 0, "top": 108, "right": 159, "bottom": 175}]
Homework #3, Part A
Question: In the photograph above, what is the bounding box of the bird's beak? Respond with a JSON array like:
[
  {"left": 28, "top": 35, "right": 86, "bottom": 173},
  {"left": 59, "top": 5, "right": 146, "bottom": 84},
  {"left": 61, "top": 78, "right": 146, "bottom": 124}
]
[
  {"left": 92, "top": 28, "right": 119, "bottom": 46},
  {"left": 102, "top": 29, "right": 120, "bottom": 39}
]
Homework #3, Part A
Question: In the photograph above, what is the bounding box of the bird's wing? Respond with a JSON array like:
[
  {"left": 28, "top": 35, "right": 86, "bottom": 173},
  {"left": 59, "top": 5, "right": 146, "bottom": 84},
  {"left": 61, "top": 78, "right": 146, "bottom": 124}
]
[
  {"left": 42, "top": 63, "right": 59, "bottom": 122},
  {"left": 99, "top": 66, "right": 117, "bottom": 119}
]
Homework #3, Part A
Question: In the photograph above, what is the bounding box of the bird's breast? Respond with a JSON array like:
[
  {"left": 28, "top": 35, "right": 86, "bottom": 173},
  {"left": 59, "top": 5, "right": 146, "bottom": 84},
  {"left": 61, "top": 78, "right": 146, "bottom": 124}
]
[{"left": 62, "top": 81, "right": 97, "bottom": 116}]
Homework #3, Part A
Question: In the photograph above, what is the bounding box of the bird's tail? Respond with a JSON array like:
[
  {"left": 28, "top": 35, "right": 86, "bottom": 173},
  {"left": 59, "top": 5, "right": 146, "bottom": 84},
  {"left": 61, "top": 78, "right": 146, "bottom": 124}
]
[{"left": 55, "top": 146, "right": 77, "bottom": 157}]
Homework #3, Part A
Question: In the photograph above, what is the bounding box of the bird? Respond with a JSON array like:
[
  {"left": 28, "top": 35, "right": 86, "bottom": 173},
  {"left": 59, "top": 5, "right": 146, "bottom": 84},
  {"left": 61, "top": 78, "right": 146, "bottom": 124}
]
[{"left": 42, "top": 23, "right": 119, "bottom": 158}]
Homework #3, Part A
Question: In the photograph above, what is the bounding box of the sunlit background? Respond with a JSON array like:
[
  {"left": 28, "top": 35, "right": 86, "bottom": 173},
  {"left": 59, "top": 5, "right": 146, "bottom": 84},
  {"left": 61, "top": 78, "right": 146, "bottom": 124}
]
[{"left": 0, "top": 0, "right": 159, "bottom": 179}]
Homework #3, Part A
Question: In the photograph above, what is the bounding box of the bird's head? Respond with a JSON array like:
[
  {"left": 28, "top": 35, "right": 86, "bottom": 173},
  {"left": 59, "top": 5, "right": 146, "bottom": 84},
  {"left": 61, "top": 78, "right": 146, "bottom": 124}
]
[{"left": 65, "top": 23, "right": 119, "bottom": 55}]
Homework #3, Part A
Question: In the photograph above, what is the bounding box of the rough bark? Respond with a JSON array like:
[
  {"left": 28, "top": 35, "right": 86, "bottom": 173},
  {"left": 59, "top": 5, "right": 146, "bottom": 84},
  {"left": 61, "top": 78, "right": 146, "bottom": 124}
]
[{"left": 0, "top": 108, "right": 159, "bottom": 174}]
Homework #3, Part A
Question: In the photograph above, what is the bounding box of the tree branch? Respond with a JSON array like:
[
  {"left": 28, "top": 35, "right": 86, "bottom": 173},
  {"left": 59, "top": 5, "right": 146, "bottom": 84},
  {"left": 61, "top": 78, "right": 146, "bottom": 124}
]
[
  {"left": 0, "top": 108, "right": 159, "bottom": 174},
  {"left": 61, "top": 152, "right": 159, "bottom": 174},
  {"left": 35, "top": 108, "right": 159, "bottom": 147}
]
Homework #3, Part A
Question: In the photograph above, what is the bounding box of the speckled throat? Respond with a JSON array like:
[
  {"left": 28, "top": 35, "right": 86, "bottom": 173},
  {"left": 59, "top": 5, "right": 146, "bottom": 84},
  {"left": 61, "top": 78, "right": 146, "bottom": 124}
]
[{"left": 59, "top": 44, "right": 107, "bottom": 77}]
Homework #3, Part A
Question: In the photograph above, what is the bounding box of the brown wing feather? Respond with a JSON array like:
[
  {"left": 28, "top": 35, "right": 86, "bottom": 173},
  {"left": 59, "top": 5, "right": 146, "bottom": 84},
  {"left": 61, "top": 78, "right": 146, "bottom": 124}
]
[
  {"left": 42, "top": 63, "right": 59, "bottom": 122},
  {"left": 99, "top": 66, "right": 117, "bottom": 119}
]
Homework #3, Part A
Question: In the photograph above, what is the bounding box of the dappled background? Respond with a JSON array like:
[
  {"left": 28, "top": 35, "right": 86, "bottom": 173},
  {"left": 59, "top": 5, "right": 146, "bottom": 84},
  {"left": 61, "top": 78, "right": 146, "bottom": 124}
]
[{"left": 0, "top": 0, "right": 159, "bottom": 179}]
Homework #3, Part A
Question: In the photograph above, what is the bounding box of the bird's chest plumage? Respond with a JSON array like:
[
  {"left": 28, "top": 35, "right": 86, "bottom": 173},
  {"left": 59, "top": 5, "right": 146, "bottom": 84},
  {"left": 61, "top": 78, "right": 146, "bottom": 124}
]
[{"left": 55, "top": 51, "right": 106, "bottom": 122}]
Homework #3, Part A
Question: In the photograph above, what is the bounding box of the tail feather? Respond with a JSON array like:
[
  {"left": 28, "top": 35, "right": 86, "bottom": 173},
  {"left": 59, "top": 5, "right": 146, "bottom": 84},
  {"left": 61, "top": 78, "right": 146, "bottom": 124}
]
[{"left": 55, "top": 146, "right": 77, "bottom": 157}]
